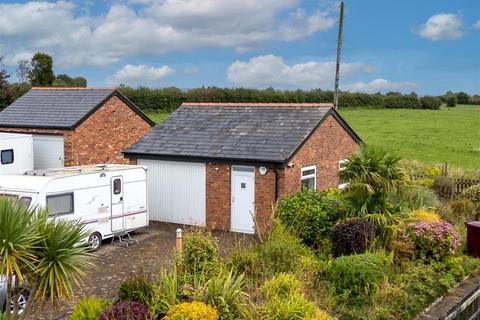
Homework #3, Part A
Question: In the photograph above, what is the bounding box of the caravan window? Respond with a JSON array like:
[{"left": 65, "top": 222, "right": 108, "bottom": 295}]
[
  {"left": 19, "top": 197, "right": 32, "bottom": 208},
  {"left": 46, "top": 193, "right": 74, "bottom": 216},
  {"left": 1, "top": 149, "right": 14, "bottom": 165},
  {"left": 113, "top": 178, "right": 122, "bottom": 195}
]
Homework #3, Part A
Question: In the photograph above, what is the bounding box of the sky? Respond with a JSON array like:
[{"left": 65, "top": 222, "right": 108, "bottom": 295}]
[{"left": 0, "top": 0, "right": 479, "bottom": 95}]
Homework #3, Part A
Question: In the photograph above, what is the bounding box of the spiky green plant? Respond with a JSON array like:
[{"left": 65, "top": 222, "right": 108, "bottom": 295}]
[{"left": 0, "top": 197, "right": 93, "bottom": 320}]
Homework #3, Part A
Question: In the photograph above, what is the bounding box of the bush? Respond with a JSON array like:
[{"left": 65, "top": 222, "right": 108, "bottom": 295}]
[
  {"left": 420, "top": 96, "right": 441, "bottom": 110},
  {"left": 413, "top": 209, "right": 441, "bottom": 222},
  {"left": 182, "top": 229, "right": 219, "bottom": 283},
  {"left": 401, "top": 220, "right": 460, "bottom": 260},
  {"left": 314, "top": 310, "right": 336, "bottom": 320},
  {"left": 118, "top": 276, "right": 153, "bottom": 305},
  {"left": 398, "top": 184, "right": 439, "bottom": 210},
  {"left": 384, "top": 95, "right": 421, "bottom": 109},
  {"left": 260, "top": 274, "right": 316, "bottom": 320},
  {"left": 205, "top": 269, "right": 247, "bottom": 320},
  {"left": 331, "top": 219, "right": 374, "bottom": 257},
  {"left": 433, "top": 176, "right": 455, "bottom": 197},
  {"left": 443, "top": 198, "right": 477, "bottom": 223},
  {"left": 330, "top": 252, "right": 390, "bottom": 298},
  {"left": 164, "top": 301, "right": 218, "bottom": 320},
  {"left": 70, "top": 298, "right": 111, "bottom": 320},
  {"left": 445, "top": 94, "right": 458, "bottom": 107},
  {"left": 147, "top": 269, "right": 180, "bottom": 318},
  {"left": 100, "top": 301, "right": 151, "bottom": 320},
  {"left": 462, "top": 185, "right": 480, "bottom": 203},
  {"left": 277, "top": 190, "right": 342, "bottom": 249}
]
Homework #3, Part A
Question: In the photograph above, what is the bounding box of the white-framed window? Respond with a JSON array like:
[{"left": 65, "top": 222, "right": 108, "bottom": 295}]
[
  {"left": 46, "top": 193, "right": 74, "bottom": 217},
  {"left": 338, "top": 159, "right": 349, "bottom": 189},
  {"left": 301, "top": 165, "right": 316, "bottom": 190},
  {"left": 1, "top": 149, "right": 14, "bottom": 165}
]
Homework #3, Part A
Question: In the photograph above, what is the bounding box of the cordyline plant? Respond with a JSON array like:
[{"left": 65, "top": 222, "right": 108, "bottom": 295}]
[{"left": 0, "top": 197, "right": 93, "bottom": 320}]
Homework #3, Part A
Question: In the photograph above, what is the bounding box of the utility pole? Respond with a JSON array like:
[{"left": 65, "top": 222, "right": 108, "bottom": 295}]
[{"left": 333, "top": 1, "right": 344, "bottom": 109}]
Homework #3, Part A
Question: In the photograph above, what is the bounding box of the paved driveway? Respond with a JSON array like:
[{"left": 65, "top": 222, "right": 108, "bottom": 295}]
[{"left": 33, "top": 222, "right": 179, "bottom": 319}]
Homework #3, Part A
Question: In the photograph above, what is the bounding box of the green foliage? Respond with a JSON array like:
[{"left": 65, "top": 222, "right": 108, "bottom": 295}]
[
  {"left": 28, "top": 52, "right": 55, "bottom": 86},
  {"left": 182, "top": 229, "right": 219, "bottom": 283},
  {"left": 277, "top": 190, "right": 342, "bottom": 249},
  {"left": 118, "top": 276, "right": 153, "bottom": 305},
  {"left": 420, "top": 96, "right": 441, "bottom": 110},
  {"left": 0, "top": 57, "right": 10, "bottom": 109},
  {"left": 384, "top": 94, "right": 421, "bottom": 109},
  {"left": 260, "top": 274, "right": 316, "bottom": 320},
  {"left": 204, "top": 269, "right": 247, "bottom": 320},
  {"left": 440, "top": 198, "right": 477, "bottom": 224},
  {"left": 147, "top": 268, "right": 180, "bottom": 318},
  {"left": 396, "top": 183, "right": 440, "bottom": 211},
  {"left": 456, "top": 92, "right": 471, "bottom": 104},
  {"left": 164, "top": 301, "right": 218, "bottom": 320},
  {"left": 53, "top": 74, "right": 87, "bottom": 87},
  {"left": 69, "top": 298, "right": 111, "bottom": 320},
  {"left": 445, "top": 94, "right": 458, "bottom": 108},
  {"left": 330, "top": 252, "right": 390, "bottom": 298},
  {"left": 462, "top": 185, "right": 480, "bottom": 203}
]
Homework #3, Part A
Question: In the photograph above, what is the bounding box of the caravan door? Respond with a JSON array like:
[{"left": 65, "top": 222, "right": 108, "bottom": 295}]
[{"left": 111, "top": 176, "right": 124, "bottom": 232}]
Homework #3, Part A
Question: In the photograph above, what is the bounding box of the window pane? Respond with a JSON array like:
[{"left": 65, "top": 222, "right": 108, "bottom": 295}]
[
  {"left": 301, "top": 177, "right": 315, "bottom": 190},
  {"left": 113, "top": 179, "right": 122, "bottom": 195},
  {"left": 47, "top": 194, "right": 73, "bottom": 216},
  {"left": 1, "top": 149, "right": 14, "bottom": 165},
  {"left": 302, "top": 169, "right": 315, "bottom": 176},
  {"left": 19, "top": 197, "right": 32, "bottom": 208}
]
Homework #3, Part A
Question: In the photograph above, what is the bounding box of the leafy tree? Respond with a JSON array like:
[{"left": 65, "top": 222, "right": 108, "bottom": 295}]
[
  {"left": 445, "top": 94, "right": 458, "bottom": 108},
  {"left": 53, "top": 74, "right": 87, "bottom": 87},
  {"left": 28, "top": 52, "right": 55, "bottom": 86},
  {"left": 0, "top": 57, "right": 11, "bottom": 109},
  {"left": 456, "top": 91, "right": 470, "bottom": 105},
  {"left": 15, "top": 60, "right": 30, "bottom": 84},
  {"left": 0, "top": 197, "right": 93, "bottom": 319}
]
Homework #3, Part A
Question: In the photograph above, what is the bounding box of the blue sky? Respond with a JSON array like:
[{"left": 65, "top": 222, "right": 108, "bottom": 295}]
[{"left": 0, "top": 0, "right": 479, "bottom": 95}]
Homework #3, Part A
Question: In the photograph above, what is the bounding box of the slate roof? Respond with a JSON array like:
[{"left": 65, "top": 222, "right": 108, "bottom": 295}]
[
  {"left": 0, "top": 87, "right": 154, "bottom": 129},
  {"left": 124, "top": 102, "right": 361, "bottom": 165}
]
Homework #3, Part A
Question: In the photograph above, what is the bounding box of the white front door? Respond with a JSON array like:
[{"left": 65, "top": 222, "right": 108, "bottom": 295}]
[
  {"left": 231, "top": 166, "right": 255, "bottom": 234},
  {"left": 111, "top": 176, "right": 124, "bottom": 232},
  {"left": 32, "top": 134, "right": 64, "bottom": 169}
]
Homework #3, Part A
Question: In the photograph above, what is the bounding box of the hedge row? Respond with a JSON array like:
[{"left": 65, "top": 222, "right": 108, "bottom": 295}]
[{"left": 118, "top": 87, "right": 445, "bottom": 113}]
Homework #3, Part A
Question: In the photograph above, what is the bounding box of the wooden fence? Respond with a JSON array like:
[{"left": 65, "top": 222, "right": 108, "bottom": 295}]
[{"left": 411, "top": 175, "right": 480, "bottom": 198}]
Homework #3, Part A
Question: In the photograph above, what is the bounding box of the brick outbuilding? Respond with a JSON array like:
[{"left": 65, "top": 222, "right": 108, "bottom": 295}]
[
  {"left": 125, "top": 102, "right": 362, "bottom": 234},
  {"left": 0, "top": 87, "right": 154, "bottom": 169}
]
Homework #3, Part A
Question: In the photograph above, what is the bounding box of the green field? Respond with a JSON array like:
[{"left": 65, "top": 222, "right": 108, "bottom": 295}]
[
  {"left": 340, "top": 105, "right": 480, "bottom": 170},
  {"left": 146, "top": 105, "right": 480, "bottom": 171}
]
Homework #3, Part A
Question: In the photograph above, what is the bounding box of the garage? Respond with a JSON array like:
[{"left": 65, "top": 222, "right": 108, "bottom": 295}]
[
  {"left": 32, "top": 134, "right": 64, "bottom": 169},
  {"left": 138, "top": 159, "right": 206, "bottom": 226}
]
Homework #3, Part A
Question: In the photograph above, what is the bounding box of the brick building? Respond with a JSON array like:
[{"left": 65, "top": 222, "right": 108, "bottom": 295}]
[
  {"left": 0, "top": 87, "right": 154, "bottom": 169},
  {"left": 125, "top": 102, "right": 362, "bottom": 234}
]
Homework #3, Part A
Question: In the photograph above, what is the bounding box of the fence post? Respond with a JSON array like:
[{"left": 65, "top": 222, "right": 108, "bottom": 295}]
[{"left": 176, "top": 228, "right": 183, "bottom": 253}]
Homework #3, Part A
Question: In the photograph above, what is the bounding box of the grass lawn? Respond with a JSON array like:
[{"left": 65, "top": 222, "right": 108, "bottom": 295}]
[
  {"left": 340, "top": 105, "right": 480, "bottom": 171},
  {"left": 146, "top": 105, "right": 480, "bottom": 171}
]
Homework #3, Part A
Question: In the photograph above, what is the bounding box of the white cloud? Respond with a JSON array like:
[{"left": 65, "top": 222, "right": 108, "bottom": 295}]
[
  {"left": 227, "top": 54, "right": 375, "bottom": 89},
  {"left": 342, "top": 79, "right": 419, "bottom": 94},
  {"left": 108, "top": 64, "right": 175, "bottom": 86},
  {"left": 474, "top": 20, "right": 480, "bottom": 29},
  {"left": 0, "top": 0, "right": 336, "bottom": 68},
  {"left": 418, "top": 13, "right": 464, "bottom": 41}
]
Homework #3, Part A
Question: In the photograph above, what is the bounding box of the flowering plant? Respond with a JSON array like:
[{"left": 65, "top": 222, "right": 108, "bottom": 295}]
[{"left": 401, "top": 220, "right": 460, "bottom": 261}]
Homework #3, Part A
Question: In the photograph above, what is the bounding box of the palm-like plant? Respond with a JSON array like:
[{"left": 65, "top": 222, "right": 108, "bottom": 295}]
[
  {"left": 340, "top": 146, "right": 409, "bottom": 245},
  {"left": 0, "top": 197, "right": 93, "bottom": 320}
]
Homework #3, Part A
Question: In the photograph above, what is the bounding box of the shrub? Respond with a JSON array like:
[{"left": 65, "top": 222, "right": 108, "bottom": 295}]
[
  {"left": 384, "top": 95, "right": 421, "bottom": 109},
  {"left": 182, "top": 229, "right": 219, "bottom": 283},
  {"left": 260, "top": 274, "right": 316, "bottom": 320},
  {"left": 462, "top": 185, "right": 480, "bottom": 203},
  {"left": 433, "top": 176, "right": 455, "bottom": 197},
  {"left": 444, "top": 198, "right": 477, "bottom": 223},
  {"left": 331, "top": 219, "right": 374, "bottom": 257},
  {"left": 100, "top": 301, "right": 151, "bottom": 320},
  {"left": 413, "top": 209, "right": 441, "bottom": 222},
  {"left": 445, "top": 94, "right": 458, "bottom": 107},
  {"left": 70, "top": 298, "right": 111, "bottom": 320},
  {"left": 118, "top": 276, "right": 153, "bottom": 305},
  {"left": 420, "top": 96, "right": 441, "bottom": 110},
  {"left": 401, "top": 220, "right": 460, "bottom": 260},
  {"left": 314, "top": 310, "right": 336, "bottom": 320},
  {"left": 424, "top": 166, "right": 441, "bottom": 177},
  {"left": 164, "top": 301, "right": 218, "bottom": 320},
  {"left": 277, "top": 190, "right": 341, "bottom": 249},
  {"left": 204, "top": 269, "right": 247, "bottom": 320},
  {"left": 330, "top": 252, "right": 390, "bottom": 298},
  {"left": 397, "top": 184, "right": 439, "bottom": 210},
  {"left": 147, "top": 268, "right": 180, "bottom": 318}
]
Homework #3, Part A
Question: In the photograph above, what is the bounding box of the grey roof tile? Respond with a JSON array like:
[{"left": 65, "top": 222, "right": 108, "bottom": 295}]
[{"left": 125, "top": 105, "right": 332, "bottom": 163}]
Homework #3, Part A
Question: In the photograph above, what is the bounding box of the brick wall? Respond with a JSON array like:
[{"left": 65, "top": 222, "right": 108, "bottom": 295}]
[
  {"left": 205, "top": 163, "right": 276, "bottom": 234},
  {"left": 70, "top": 96, "right": 151, "bottom": 165},
  {"left": 277, "top": 113, "right": 359, "bottom": 197}
]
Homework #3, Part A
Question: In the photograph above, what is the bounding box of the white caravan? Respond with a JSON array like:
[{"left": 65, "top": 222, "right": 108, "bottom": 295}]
[
  {"left": 0, "top": 164, "right": 148, "bottom": 249},
  {"left": 0, "top": 133, "right": 33, "bottom": 175}
]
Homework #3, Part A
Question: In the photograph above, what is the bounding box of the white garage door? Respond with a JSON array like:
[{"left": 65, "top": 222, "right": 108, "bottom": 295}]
[
  {"left": 139, "top": 159, "right": 206, "bottom": 226},
  {"left": 32, "top": 134, "right": 64, "bottom": 169}
]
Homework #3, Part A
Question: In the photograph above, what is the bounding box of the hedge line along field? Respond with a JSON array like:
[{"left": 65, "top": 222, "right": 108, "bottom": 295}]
[
  {"left": 146, "top": 105, "right": 480, "bottom": 170},
  {"left": 340, "top": 105, "right": 480, "bottom": 170}
]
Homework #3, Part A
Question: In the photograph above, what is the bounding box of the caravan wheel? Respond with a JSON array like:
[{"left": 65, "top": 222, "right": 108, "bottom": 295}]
[{"left": 89, "top": 233, "right": 102, "bottom": 251}]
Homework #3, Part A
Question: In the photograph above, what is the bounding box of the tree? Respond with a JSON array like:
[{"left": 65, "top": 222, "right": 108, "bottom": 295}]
[
  {"left": 0, "top": 198, "right": 93, "bottom": 319},
  {"left": 445, "top": 94, "right": 458, "bottom": 108},
  {"left": 0, "top": 57, "right": 11, "bottom": 109},
  {"left": 28, "top": 52, "right": 55, "bottom": 86},
  {"left": 53, "top": 74, "right": 87, "bottom": 87},
  {"left": 456, "top": 91, "right": 470, "bottom": 105},
  {"left": 15, "top": 60, "right": 30, "bottom": 84}
]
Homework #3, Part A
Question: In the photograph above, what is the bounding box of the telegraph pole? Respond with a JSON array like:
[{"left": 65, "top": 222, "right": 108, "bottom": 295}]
[{"left": 333, "top": 1, "right": 344, "bottom": 109}]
